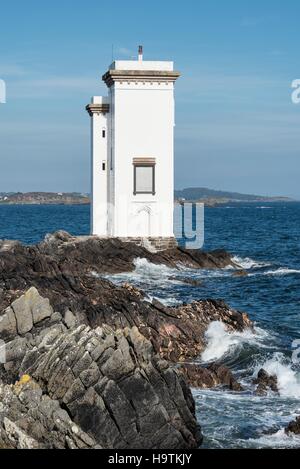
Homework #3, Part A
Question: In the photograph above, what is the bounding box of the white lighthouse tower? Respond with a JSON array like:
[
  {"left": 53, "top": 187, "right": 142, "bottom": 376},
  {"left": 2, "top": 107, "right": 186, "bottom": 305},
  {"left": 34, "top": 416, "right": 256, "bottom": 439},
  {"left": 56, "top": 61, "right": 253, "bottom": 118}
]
[{"left": 86, "top": 46, "right": 180, "bottom": 250}]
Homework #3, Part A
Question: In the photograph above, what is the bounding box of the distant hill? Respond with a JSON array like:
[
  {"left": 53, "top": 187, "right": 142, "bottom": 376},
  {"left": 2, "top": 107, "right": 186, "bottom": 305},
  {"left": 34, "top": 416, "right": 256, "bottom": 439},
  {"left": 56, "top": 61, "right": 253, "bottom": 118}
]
[
  {"left": 174, "top": 187, "right": 293, "bottom": 204},
  {"left": 0, "top": 192, "right": 89, "bottom": 205},
  {"left": 0, "top": 189, "right": 294, "bottom": 206}
]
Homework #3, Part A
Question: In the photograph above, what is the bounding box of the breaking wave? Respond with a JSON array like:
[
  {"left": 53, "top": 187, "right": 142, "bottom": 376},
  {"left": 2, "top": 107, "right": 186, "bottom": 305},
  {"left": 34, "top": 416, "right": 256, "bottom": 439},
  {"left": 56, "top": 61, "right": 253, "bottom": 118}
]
[
  {"left": 201, "top": 321, "right": 269, "bottom": 362},
  {"left": 232, "top": 256, "right": 271, "bottom": 270},
  {"left": 246, "top": 267, "right": 300, "bottom": 277},
  {"left": 132, "top": 257, "right": 178, "bottom": 279},
  {"left": 262, "top": 268, "right": 300, "bottom": 276},
  {"left": 102, "top": 257, "right": 179, "bottom": 285},
  {"left": 231, "top": 256, "right": 300, "bottom": 277},
  {"left": 246, "top": 429, "right": 300, "bottom": 449},
  {"left": 255, "top": 353, "right": 300, "bottom": 399}
]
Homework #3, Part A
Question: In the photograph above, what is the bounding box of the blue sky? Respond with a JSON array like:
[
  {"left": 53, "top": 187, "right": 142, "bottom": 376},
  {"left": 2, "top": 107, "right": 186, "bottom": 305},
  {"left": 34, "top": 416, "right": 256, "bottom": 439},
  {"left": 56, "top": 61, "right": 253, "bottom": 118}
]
[{"left": 0, "top": 0, "right": 300, "bottom": 198}]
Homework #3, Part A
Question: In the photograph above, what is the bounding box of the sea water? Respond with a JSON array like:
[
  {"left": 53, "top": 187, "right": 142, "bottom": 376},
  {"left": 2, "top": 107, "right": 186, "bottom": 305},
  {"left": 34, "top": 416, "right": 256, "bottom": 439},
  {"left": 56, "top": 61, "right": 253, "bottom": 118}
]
[{"left": 0, "top": 201, "right": 299, "bottom": 448}]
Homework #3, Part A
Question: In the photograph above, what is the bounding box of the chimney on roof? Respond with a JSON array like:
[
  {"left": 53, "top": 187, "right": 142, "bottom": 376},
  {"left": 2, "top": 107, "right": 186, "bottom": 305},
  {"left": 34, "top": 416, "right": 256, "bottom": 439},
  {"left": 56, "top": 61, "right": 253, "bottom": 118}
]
[{"left": 138, "top": 45, "right": 143, "bottom": 61}]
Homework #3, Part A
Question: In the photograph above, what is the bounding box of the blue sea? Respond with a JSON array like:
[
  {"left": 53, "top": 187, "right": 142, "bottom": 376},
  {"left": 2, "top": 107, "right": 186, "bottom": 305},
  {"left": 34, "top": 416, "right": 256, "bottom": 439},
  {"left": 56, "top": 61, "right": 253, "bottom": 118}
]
[{"left": 0, "top": 202, "right": 299, "bottom": 448}]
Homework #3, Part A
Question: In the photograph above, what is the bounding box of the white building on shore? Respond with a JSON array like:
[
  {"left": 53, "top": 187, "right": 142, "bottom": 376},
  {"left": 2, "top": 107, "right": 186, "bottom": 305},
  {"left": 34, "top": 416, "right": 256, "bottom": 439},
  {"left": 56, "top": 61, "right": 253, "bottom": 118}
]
[{"left": 86, "top": 46, "right": 180, "bottom": 250}]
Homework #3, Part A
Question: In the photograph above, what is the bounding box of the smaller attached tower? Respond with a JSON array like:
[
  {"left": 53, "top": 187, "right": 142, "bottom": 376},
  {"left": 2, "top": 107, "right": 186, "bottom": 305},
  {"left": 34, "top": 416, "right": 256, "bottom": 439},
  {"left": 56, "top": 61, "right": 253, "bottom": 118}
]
[
  {"left": 86, "top": 46, "right": 180, "bottom": 250},
  {"left": 86, "top": 96, "right": 109, "bottom": 236}
]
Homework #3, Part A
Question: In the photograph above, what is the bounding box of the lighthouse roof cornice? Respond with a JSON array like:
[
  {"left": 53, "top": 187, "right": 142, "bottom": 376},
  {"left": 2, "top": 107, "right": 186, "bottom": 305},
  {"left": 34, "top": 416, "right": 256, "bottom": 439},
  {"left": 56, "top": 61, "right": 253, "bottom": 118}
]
[
  {"left": 102, "top": 69, "right": 180, "bottom": 88},
  {"left": 86, "top": 103, "right": 110, "bottom": 116}
]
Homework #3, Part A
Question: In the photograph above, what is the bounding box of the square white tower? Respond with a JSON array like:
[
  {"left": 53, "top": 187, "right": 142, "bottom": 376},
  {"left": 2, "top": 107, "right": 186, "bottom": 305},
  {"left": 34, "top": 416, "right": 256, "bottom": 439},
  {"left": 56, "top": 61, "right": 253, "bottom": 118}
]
[{"left": 86, "top": 47, "right": 180, "bottom": 250}]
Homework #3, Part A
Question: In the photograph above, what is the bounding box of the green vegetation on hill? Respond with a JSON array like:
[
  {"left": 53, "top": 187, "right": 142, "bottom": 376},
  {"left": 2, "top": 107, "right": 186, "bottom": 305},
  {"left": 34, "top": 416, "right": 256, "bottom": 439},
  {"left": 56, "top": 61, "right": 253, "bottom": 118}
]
[
  {"left": 174, "top": 187, "right": 293, "bottom": 203},
  {"left": 0, "top": 189, "right": 294, "bottom": 206},
  {"left": 0, "top": 192, "right": 89, "bottom": 205}
]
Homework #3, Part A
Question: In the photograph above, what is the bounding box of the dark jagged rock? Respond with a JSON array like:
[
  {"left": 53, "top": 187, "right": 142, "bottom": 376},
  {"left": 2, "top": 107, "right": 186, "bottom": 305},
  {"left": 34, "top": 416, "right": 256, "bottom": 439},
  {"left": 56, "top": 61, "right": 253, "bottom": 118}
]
[
  {"left": 1, "top": 230, "right": 236, "bottom": 277},
  {"left": 0, "top": 234, "right": 253, "bottom": 363},
  {"left": 169, "top": 277, "right": 203, "bottom": 286},
  {"left": 0, "top": 289, "right": 202, "bottom": 449},
  {"left": 0, "top": 234, "right": 254, "bottom": 449},
  {"left": 252, "top": 369, "right": 278, "bottom": 396},
  {"left": 232, "top": 270, "right": 248, "bottom": 277},
  {"left": 150, "top": 300, "right": 252, "bottom": 362},
  {"left": 285, "top": 416, "right": 300, "bottom": 435},
  {"left": 0, "top": 377, "right": 98, "bottom": 449},
  {"left": 181, "top": 363, "right": 243, "bottom": 391}
]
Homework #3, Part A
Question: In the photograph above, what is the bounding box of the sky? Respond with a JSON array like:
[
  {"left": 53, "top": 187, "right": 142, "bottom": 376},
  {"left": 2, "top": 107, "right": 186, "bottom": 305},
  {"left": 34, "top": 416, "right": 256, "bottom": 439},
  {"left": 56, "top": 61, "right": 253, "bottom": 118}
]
[{"left": 0, "top": 0, "right": 300, "bottom": 198}]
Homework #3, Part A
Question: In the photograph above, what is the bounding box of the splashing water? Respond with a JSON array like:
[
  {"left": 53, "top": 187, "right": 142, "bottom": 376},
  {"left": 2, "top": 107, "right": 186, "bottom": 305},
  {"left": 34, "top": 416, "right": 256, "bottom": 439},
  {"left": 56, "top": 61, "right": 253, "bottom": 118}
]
[
  {"left": 232, "top": 256, "right": 272, "bottom": 270},
  {"left": 255, "top": 353, "right": 300, "bottom": 399},
  {"left": 201, "top": 321, "right": 265, "bottom": 362},
  {"left": 132, "top": 257, "right": 177, "bottom": 280},
  {"left": 245, "top": 429, "right": 300, "bottom": 449},
  {"left": 32, "top": 202, "right": 299, "bottom": 448}
]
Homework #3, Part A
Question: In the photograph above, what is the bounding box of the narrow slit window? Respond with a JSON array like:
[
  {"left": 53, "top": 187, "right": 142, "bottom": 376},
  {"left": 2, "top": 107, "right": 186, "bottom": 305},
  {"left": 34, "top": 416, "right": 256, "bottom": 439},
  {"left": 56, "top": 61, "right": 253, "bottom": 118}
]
[
  {"left": 102, "top": 129, "right": 106, "bottom": 138},
  {"left": 133, "top": 160, "right": 155, "bottom": 195}
]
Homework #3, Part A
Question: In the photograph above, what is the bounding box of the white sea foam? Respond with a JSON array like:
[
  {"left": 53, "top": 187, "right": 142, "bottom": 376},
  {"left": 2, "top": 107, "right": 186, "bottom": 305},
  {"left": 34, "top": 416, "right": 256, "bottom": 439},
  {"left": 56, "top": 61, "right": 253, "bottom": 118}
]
[
  {"left": 103, "top": 257, "right": 180, "bottom": 286},
  {"left": 201, "top": 321, "right": 267, "bottom": 362},
  {"left": 145, "top": 294, "right": 181, "bottom": 306},
  {"left": 141, "top": 255, "right": 300, "bottom": 278},
  {"left": 246, "top": 428, "right": 300, "bottom": 448},
  {"left": 255, "top": 353, "right": 300, "bottom": 399},
  {"left": 136, "top": 257, "right": 212, "bottom": 284},
  {"left": 246, "top": 267, "right": 300, "bottom": 278},
  {"left": 132, "top": 257, "right": 177, "bottom": 279},
  {"left": 232, "top": 256, "right": 299, "bottom": 276},
  {"left": 106, "top": 257, "right": 234, "bottom": 288},
  {"left": 232, "top": 256, "right": 271, "bottom": 270},
  {"left": 263, "top": 268, "right": 300, "bottom": 276}
]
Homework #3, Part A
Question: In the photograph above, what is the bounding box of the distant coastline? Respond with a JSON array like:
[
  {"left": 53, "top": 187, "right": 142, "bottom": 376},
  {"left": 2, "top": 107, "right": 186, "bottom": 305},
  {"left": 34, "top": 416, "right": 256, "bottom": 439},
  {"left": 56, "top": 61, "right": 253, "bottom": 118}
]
[
  {"left": 175, "top": 197, "right": 295, "bottom": 207},
  {"left": 0, "top": 192, "right": 90, "bottom": 205},
  {"left": 174, "top": 187, "right": 295, "bottom": 207},
  {"left": 0, "top": 188, "right": 295, "bottom": 207}
]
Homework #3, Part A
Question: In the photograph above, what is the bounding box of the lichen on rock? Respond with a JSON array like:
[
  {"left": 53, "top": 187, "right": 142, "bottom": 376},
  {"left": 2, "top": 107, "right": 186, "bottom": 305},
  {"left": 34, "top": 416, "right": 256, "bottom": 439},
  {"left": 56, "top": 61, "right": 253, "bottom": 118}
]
[{"left": 0, "top": 234, "right": 255, "bottom": 449}]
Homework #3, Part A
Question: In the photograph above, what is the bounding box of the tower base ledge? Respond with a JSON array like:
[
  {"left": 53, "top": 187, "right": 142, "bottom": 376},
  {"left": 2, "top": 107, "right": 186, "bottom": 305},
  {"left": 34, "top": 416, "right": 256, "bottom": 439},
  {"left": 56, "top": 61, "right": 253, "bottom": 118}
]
[{"left": 114, "top": 236, "right": 178, "bottom": 253}]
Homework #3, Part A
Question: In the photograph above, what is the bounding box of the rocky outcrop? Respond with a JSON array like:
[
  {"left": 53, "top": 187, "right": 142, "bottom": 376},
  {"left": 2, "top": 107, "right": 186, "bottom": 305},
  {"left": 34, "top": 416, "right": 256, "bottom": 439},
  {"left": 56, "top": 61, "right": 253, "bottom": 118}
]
[
  {"left": 0, "top": 230, "right": 236, "bottom": 280},
  {"left": 0, "top": 289, "right": 202, "bottom": 449},
  {"left": 0, "top": 234, "right": 254, "bottom": 449},
  {"left": 252, "top": 369, "right": 278, "bottom": 396},
  {"left": 0, "top": 377, "right": 98, "bottom": 449},
  {"left": 285, "top": 416, "right": 300, "bottom": 435},
  {"left": 150, "top": 300, "right": 252, "bottom": 362},
  {"left": 0, "top": 287, "right": 53, "bottom": 339},
  {"left": 0, "top": 234, "right": 252, "bottom": 363},
  {"left": 181, "top": 363, "right": 243, "bottom": 391},
  {"left": 232, "top": 270, "right": 248, "bottom": 277}
]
